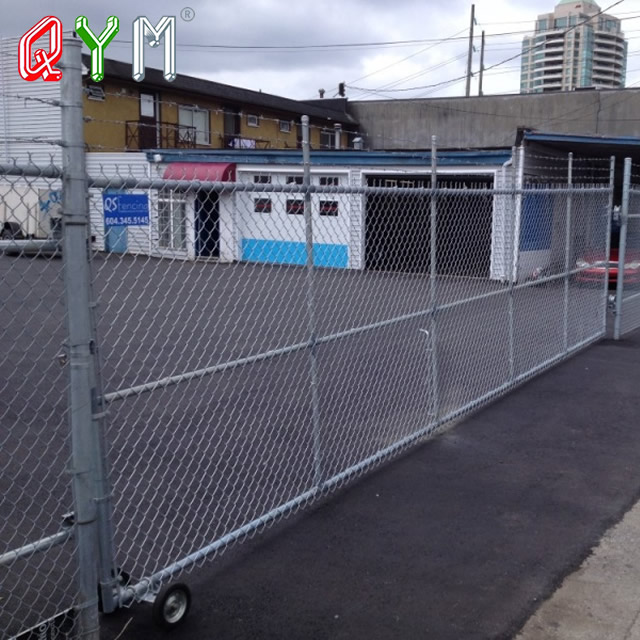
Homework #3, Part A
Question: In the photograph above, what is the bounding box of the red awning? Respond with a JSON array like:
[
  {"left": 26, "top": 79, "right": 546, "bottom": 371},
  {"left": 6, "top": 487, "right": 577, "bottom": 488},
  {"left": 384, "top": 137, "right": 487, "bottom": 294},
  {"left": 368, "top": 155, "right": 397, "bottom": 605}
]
[{"left": 162, "top": 162, "right": 235, "bottom": 182}]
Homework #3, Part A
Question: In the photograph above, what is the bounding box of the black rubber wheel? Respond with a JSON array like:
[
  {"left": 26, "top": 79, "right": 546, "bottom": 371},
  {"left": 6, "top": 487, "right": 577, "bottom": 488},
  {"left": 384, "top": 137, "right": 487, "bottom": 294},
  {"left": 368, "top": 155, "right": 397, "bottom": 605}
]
[
  {"left": 1, "top": 229, "right": 13, "bottom": 239},
  {"left": 152, "top": 583, "right": 191, "bottom": 629}
]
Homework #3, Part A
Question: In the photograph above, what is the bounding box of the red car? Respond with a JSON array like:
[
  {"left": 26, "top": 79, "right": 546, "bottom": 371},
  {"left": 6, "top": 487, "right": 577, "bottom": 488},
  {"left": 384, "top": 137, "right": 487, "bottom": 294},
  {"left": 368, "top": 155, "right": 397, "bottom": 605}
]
[{"left": 575, "top": 248, "right": 640, "bottom": 287}]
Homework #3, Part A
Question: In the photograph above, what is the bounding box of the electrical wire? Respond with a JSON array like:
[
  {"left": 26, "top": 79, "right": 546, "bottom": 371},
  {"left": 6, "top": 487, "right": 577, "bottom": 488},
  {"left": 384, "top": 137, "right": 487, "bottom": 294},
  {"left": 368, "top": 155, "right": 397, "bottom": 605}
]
[
  {"left": 347, "top": 28, "right": 468, "bottom": 87},
  {"left": 105, "top": 12, "right": 639, "bottom": 54},
  {"left": 348, "top": 0, "right": 627, "bottom": 95}
]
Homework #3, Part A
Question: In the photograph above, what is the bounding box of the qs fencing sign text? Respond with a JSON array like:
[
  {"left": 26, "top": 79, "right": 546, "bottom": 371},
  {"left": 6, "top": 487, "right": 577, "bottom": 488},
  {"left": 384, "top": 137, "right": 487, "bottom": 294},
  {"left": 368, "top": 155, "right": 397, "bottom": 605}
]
[{"left": 18, "top": 15, "right": 177, "bottom": 83}]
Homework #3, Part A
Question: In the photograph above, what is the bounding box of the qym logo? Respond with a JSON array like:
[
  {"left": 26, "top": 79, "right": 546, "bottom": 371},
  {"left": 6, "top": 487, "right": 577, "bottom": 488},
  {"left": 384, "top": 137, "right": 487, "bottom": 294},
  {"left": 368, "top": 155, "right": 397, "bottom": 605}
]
[
  {"left": 19, "top": 16, "right": 63, "bottom": 82},
  {"left": 18, "top": 15, "right": 177, "bottom": 83}
]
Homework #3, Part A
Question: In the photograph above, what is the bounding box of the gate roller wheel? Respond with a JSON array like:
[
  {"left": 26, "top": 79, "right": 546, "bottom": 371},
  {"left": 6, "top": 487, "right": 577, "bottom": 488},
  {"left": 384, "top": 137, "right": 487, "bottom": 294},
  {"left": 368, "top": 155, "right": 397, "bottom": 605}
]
[{"left": 152, "top": 583, "right": 192, "bottom": 629}]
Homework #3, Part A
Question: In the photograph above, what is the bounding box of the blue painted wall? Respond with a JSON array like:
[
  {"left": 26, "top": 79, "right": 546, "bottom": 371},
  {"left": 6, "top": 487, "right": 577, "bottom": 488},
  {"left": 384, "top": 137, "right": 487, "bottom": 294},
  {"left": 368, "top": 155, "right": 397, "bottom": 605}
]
[
  {"left": 104, "top": 188, "right": 128, "bottom": 253},
  {"left": 520, "top": 191, "right": 553, "bottom": 251},
  {"left": 242, "top": 239, "right": 349, "bottom": 268},
  {"left": 105, "top": 226, "right": 128, "bottom": 253}
]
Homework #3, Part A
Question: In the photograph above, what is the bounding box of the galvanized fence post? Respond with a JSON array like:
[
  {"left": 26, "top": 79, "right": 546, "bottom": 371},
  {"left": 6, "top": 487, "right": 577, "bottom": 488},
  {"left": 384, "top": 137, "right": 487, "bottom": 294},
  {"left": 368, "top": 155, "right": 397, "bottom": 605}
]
[
  {"left": 60, "top": 36, "right": 101, "bottom": 639},
  {"left": 563, "top": 153, "right": 573, "bottom": 352},
  {"left": 302, "top": 116, "right": 322, "bottom": 485},
  {"left": 91, "top": 314, "right": 118, "bottom": 614},
  {"left": 614, "top": 157, "right": 632, "bottom": 340},
  {"left": 429, "top": 136, "right": 440, "bottom": 422},
  {"left": 508, "top": 146, "right": 519, "bottom": 381},
  {"left": 513, "top": 146, "right": 525, "bottom": 284},
  {"left": 604, "top": 156, "right": 615, "bottom": 331}
]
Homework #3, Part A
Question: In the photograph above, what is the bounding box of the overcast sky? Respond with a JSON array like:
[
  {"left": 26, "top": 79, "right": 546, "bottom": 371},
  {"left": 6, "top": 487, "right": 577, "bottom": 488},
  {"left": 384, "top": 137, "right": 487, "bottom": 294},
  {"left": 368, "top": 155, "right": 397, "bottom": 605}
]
[{"left": 2, "top": 0, "right": 640, "bottom": 101}]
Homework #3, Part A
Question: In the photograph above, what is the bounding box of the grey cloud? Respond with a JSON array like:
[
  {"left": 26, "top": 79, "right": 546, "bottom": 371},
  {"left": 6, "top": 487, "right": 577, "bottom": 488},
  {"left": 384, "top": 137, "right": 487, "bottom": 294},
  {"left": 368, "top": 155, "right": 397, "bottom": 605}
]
[{"left": 2, "top": 0, "right": 631, "bottom": 100}]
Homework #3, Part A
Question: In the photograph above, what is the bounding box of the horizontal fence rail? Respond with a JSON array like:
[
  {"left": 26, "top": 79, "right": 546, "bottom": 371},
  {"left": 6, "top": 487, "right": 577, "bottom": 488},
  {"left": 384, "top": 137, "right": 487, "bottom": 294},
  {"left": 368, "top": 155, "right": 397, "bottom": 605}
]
[
  {"left": 83, "top": 141, "right": 613, "bottom": 620},
  {"left": 0, "top": 113, "right": 614, "bottom": 637}
]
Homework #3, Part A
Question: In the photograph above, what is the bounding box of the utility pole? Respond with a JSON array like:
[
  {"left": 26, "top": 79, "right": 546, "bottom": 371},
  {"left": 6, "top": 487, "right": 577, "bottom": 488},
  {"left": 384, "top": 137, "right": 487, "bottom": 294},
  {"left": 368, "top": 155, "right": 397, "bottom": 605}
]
[
  {"left": 479, "top": 30, "right": 485, "bottom": 96},
  {"left": 465, "top": 3, "right": 475, "bottom": 97}
]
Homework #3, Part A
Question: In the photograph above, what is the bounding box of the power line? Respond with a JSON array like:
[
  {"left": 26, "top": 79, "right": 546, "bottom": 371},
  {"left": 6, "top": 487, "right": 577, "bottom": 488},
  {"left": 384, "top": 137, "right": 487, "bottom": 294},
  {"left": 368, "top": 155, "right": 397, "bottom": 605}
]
[
  {"left": 483, "top": 0, "right": 626, "bottom": 75},
  {"left": 347, "top": 28, "right": 468, "bottom": 88},
  {"left": 352, "top": 13, "right": 640, "bottom": 98},
  {"left": 104, "top": 12, "right": 639, "bottom": 54},
  {"left": 349, "top": 0, "right": 627, "bottom": 96},
  {"left": 351, "top": 53, "right": 469, "bottom": 99}
]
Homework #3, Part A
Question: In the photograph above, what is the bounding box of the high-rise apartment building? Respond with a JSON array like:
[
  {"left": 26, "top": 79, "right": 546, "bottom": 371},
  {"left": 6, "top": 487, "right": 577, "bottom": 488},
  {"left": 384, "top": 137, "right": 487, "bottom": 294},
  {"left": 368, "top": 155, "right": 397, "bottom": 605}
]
[{"left": 520, "top": 0, "right": 627, "bottom": 93}]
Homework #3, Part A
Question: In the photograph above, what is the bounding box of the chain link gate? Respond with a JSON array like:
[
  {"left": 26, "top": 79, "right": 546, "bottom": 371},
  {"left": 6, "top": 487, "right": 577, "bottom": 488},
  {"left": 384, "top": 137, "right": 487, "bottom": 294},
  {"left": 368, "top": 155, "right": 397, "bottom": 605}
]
[
  {"left": 614, "top": 158, "right": 640, "bottom": 339},
  {"left": 1, "top": 39, "right": 615, "bottom": 639},
  {"left": 85, "top": 145, "right": 612, "bottom": 630}
]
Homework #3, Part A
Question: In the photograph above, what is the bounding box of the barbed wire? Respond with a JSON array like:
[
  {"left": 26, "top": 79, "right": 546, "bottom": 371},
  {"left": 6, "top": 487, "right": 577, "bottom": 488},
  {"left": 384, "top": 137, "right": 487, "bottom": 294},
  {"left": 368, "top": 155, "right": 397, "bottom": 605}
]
[
  {"left": 0, "top": 137, "right": 63, "bottom": 147},
  {"left": 0, "top": 92, "right": 61, "bottom": 108},
  {"left": 4, "top": 76, "right": 640, "bottom": 159}
]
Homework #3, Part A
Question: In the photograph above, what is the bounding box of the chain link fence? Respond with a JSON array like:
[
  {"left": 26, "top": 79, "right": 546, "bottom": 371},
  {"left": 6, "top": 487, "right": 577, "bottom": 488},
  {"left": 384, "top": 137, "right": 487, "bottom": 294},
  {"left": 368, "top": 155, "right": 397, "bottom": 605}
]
[
  {"left": 81, "top": 144, "right": 612, "bottom": 623},
  {"left": 614, "top": 159, "right": 640, "bottom": 339},
  {"left": 0, "top": 165, "right": 80, "bottom": 638},
  {"left": 0, "top": 40, "right": 615, "bottom": 640}
]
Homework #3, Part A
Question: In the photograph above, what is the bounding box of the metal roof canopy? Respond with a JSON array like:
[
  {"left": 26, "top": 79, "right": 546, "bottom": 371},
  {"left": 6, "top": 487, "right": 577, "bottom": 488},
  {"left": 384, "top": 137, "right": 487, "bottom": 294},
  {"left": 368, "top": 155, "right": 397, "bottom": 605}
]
[
  {"left": 148, "top": 149, "right": 512, "bottom": 167},
  {"left": 522, "top": 131, "right": 640, "bottom": 162},
  {"left": 162, "top": 162, "right": 235, "bottom": 181}
]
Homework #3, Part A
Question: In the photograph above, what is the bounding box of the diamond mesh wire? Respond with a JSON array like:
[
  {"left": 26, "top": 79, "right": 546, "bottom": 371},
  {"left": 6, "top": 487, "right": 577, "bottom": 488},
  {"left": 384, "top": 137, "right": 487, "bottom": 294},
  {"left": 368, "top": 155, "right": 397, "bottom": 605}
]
[
  {"left": 0, "top": 167, "right": 80, "bottom": 639},
  {"left": 84, "top": 164, "right": 611, "bottom": 600},
  {"left": 618, "top": 187, "right": 640, "bottom": 337}
]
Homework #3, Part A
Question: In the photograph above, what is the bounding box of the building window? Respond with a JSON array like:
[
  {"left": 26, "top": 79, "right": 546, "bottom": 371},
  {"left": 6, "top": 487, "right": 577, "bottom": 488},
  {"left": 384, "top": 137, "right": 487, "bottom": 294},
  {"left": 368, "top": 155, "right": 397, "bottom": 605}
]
[
  {"left": 319, "top": 176, "right": 340, "bottom": 186},
  {"left": 319, "top": 200, "right": 339, "bottom": 217},
  {"left": 279, "top": 120, "right": 292, "bottom": 133},
  {"left": 286, "top": 199, "right": 304, "bottom": 215},
  {"left": 140, "top": 93, "right": 155, "bottom": 117},
  {"left": 287, "top": 175, "right": 303, "bottom": 184},
  {"left": 319, "top": 129, "right": 334, "bottom": 149},
  {"left": 536, "top": 19, "right": 548, "bottom": 32},
  {"left": 554, "top": 17, "right": 567, "bottom": 29},
  {"left": 178, "top": 106, "right": 210, "bottom": 145},
  {"left": 158, "top": 192, "right": 187, "bottom": 250},
  {"left": 254, "top": 198, "right": 272, "bottom": 214},
  {"left": 253, "top": 174, "right": 271, "bottom": 184},
  {"left": 247, "top": 114, "right": 260, "bottom": 127}
]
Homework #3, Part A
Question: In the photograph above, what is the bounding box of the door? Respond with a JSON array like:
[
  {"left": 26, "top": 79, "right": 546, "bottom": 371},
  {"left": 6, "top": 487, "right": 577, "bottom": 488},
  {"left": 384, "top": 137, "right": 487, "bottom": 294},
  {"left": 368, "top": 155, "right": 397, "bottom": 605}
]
[
  {"left": 105, "top": 225, "right": 128, "bottom": 253},
  {"left": 223, "top": 108, "right": 241, "bottom": 148},
  {"left": 436, "top": 175, "right": 493, "bottom": 278},
  {"left": 104, "top": 188, "right": 127, "bottom": 253},
  {"left": 195, "top": 191, "right": 220, "bottom": 258},
  {"left": 139, "top": 92, "right": 158, "bottom": 149},
  {"left": 365, "top": 176, "right": 430, "bottom": 273}
]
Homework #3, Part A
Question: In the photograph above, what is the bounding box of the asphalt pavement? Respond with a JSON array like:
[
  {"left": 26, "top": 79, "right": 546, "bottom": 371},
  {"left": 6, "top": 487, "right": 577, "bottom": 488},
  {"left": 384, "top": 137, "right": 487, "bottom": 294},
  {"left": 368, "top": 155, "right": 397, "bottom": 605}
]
[
  {"left": 99, "top": 328, "right": 640, "bottom": 640},
  {"left": 1, "top": 253, "right": 630, "bottom": 639}
]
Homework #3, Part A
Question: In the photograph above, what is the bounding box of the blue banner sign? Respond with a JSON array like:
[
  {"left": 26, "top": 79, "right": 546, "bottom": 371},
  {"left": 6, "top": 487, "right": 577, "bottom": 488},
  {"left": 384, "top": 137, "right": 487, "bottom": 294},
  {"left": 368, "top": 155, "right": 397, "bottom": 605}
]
[{"left": 103, "top": 193, "right": 149, "bottom": 226}]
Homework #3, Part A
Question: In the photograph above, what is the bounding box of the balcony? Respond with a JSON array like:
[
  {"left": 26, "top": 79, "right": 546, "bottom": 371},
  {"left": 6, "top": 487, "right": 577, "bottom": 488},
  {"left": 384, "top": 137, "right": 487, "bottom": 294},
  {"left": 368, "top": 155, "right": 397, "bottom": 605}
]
[
  {"left": 125, "top": 121, "right": 197, "bottom": 150},
  {"left": 222, "top": 134, "right": 273, "bottom": 149},
  {"left": 593, "top": 61, "right": 620, "bottom": 73}
]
